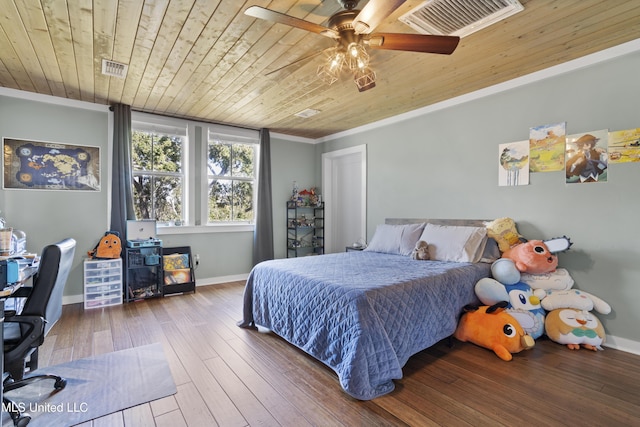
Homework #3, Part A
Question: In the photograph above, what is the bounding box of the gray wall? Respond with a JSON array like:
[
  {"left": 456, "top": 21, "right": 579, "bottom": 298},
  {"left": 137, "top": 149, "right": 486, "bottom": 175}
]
[
  {"left": 0, "top": 96, "right": 109, "bottom": 300},
  {"left": 319, "top": 50, "right": 640, "bottom": 344},
  {"left": 0, "top": 95, "right": 317, "bottom": 298}
]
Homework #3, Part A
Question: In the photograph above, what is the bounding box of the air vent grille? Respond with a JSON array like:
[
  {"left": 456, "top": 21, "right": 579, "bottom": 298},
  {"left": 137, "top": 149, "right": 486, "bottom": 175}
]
[
  {"left": 294, "top": 108, "right": 321, "bottom": 118},
  {"left": 101, "top": 59, "right": 128, "bottom": 78},
  {"left": 399, "top": 0, "right": 523, "bottom": 37}
]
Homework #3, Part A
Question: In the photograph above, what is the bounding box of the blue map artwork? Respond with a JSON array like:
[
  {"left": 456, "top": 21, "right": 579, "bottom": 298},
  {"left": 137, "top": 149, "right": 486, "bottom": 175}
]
[{"left": 13, "top": 143, "right": 98, "bottom": 190}]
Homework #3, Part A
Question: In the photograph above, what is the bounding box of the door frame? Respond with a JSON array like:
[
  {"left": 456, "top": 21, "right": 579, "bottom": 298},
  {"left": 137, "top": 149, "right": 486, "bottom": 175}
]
[{"left": 321, "top": 145, "right": 367, "bottom": 253}]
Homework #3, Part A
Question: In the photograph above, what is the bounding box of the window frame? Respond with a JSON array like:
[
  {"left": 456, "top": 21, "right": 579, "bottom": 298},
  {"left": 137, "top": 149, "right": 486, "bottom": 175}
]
[
  {"left": 130, "top": 113, "right": 259, "bottom": 235},
  {"left": 205, "top": 124, "right": 260, "bottom": 226}
]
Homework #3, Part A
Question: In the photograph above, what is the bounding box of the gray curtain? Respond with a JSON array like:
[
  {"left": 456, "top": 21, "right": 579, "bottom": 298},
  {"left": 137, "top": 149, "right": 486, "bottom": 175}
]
[
  {"left": 253, "top": 128, "right": 274, "bottom": 265},
  {"left": 110, "top": 104, "right": 135, "bottom": 239}
]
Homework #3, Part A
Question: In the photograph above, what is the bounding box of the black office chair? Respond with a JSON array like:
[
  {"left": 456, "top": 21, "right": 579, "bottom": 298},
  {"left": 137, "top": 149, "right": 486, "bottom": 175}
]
[{"left": 3, "top": 238, "right": 76, "bottom": 427}]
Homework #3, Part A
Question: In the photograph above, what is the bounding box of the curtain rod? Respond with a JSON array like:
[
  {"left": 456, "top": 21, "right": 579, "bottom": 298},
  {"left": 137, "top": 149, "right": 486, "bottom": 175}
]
[{"left": 109, "top": 104, "right": 261, "bottom": 132}]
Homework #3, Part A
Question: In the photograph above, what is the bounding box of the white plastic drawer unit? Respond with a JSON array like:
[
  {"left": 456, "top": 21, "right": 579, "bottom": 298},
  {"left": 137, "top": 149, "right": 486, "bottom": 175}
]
[{"left": 83, "top": 258, "right": 123, "bottom": 309}]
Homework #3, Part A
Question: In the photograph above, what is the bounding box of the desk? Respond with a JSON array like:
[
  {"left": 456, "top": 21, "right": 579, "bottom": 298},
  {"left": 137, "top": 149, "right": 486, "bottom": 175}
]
[{"left": 1, "top": 260, "right": 38, "bottom": 419}]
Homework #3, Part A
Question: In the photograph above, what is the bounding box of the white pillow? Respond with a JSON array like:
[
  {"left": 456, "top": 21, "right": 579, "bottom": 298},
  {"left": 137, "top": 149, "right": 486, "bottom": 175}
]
[
  {"left": 419, "top": 223, "right": 487, "bottom": 263},
  {"left": 399, "top": 223, "right": 426, "bottom": 256},
  {"left": 364, "top": 223, "right": 425, "bottom": 255}
]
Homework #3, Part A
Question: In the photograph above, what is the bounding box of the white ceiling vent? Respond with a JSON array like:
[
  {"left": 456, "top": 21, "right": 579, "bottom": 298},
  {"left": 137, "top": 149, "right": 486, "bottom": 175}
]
[
  {"left": 398, "top": 0, "right": 524, "bottom": 37},
  {"left": 101, "top": 59, "right": 128, "bottom": 78},
  {"left": 294, "top": 108, "right": 321, "bottom": 118}
]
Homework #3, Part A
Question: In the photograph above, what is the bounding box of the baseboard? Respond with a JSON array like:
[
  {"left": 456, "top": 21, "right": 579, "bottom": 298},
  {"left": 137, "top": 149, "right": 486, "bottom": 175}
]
[
  {"left": 63, "top": 273, "right": 251, "bottom": 306},
  {"left": 603, "top": 335, "right": 640, "bottom": 356}
]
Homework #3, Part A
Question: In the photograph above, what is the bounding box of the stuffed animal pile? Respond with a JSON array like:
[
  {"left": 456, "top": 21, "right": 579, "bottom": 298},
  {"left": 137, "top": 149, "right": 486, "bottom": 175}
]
[{"left": 459, "top": 217, "right": 612, "bottom": 360}]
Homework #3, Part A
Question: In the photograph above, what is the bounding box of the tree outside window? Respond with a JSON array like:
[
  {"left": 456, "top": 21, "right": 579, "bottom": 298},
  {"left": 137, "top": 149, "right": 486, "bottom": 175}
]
[
  {"left": 131, "top": 130, "right": 184, "bottom": 223},
  {"left": 207, "top": 138, "right": 256, "bottom": 223}
]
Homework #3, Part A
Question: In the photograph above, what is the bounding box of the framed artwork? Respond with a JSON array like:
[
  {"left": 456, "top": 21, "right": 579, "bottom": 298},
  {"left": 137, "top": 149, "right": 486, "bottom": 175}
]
[
  {"left": 565, "top": 129, "right": 608, "bottom": 184},
  {"left": 2, "top": 137, "right": 100, "bottom": 191}
]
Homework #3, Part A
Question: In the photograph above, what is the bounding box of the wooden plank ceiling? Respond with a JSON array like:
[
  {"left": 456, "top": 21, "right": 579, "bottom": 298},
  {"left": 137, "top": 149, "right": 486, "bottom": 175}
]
[{"left": 1, "top": 0, "right": 640, "bottom": 140}]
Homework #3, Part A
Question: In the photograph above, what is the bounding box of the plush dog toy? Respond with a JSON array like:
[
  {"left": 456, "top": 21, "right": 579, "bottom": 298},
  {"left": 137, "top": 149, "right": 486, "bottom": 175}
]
[
  {"left": 454, "top": 302, "right": 535, "bottom": 361},
  {"left": 502, "top": 240, "right": 558, "bottom": 274},
  {"left": 411, "top": 240, "right": 430, "bottom": 260}
]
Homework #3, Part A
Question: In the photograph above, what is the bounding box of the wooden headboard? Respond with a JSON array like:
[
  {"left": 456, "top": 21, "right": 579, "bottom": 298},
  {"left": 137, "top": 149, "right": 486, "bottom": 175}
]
[{"left": 385, "top": 218, "right": 491, "bottom": 227}]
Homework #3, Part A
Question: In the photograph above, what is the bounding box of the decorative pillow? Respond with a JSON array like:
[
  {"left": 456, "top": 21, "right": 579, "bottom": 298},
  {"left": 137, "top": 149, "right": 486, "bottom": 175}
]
[
  {"left": 479, "top": 238, "right": 501, "bottom": 263},
  {"left": 419, "top": 223, "right": 487, "bottom": 263},
  {"left": 399, "top": 223, "right": 426, "bottom": 256},
  {"left": 364, "top": 223, "right": 425, "bottom": 256}
]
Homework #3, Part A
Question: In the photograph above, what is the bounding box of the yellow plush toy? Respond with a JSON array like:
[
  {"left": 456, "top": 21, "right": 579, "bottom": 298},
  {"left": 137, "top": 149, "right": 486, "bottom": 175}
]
[{"left": 485, "top": 217, "right": 522, "bottom": 253}]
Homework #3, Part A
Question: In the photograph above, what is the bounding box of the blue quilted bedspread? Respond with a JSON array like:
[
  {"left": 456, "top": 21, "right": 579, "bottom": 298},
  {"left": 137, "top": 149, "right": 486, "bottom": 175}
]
[{"left": 238, "top": 251, "right": 490, "bottom": 400}]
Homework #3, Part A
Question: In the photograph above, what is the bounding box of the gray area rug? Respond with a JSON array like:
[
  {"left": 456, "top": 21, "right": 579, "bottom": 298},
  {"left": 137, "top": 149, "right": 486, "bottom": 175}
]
[{"left": 2, "top": 343, "right": 176, "bottom": 427}]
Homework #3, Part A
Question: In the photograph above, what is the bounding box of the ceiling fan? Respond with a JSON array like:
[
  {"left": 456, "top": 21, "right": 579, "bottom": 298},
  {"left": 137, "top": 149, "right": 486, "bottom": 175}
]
[{"left": 245, "top": 0, "right": 460, "bottom": 92}]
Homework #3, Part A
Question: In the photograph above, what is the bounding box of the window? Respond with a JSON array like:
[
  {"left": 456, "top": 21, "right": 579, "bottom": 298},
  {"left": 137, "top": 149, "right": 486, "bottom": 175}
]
[
  {"left": 131, "top": 115, "right": 187, "bottom": 225},
  {"left": 207, "top": 126, "right": 258, "bottom": 223},
  {"left": 130, "top": 113, "right": 259, "bottom": 230}
]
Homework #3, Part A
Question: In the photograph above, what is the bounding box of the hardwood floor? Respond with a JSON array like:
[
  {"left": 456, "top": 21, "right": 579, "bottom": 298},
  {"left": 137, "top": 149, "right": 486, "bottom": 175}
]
[{"left": 38, "top": 282, "right": 640, "bottom": 426}]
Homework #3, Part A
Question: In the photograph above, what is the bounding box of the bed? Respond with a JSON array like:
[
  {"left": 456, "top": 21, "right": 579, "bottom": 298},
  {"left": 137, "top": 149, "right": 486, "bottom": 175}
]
[{"left": 238, "top": 219, "right": 498, "bottom": 400}]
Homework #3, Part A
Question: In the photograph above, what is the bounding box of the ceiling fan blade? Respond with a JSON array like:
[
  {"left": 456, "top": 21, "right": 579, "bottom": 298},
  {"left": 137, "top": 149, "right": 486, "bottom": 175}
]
[
  {"left": 353, "top": 0, "right": 406, "bottom": 34},
  {"left": 265, "top": 50, "right": 327, "bottom": 76},
  {"left": 366, "top": 33, "right": 460, "bottom": 54},
  {"left": 245, "top": 6, "right": 339, "bottom": 39}
]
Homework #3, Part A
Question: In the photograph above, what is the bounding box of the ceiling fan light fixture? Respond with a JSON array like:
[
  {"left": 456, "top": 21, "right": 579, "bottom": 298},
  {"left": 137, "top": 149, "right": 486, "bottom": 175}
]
[
  {"left": 354, "top": 67, "right": 376, "bottom": 92},
  {"left": 317, "top": 48, "right": 345, "bottom": 85},
  {"left": 346, "top": 42, "right": 369, "bottom": 70}
]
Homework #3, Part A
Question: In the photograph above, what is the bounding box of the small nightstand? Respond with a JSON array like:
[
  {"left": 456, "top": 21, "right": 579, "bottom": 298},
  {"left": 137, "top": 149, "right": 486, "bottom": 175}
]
[{"left": 346, "top": 245, "right": 365, "bottom": 252}]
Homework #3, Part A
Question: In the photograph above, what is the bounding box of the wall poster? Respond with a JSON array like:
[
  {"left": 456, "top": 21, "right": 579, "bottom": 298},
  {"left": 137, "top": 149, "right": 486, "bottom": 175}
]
[
  {"left": 2, "top": 137, "right": 100, "bottom": 191},
  {"left": 498, "top": 140, "right": 529, "bottom": 186},
  {"left": 565, "top": 129, "right": 608, "bottom": 184},
  {"left": 529, "top": 122, "right": 566, "bottom": 172},
  {"left": 608, "top": 128, "right": 640, "bottom": 164}
]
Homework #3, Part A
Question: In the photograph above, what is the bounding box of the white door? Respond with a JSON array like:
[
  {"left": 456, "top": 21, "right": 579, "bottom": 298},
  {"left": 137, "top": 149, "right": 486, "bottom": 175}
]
[{"left": 322, "top": 145, "right": 367, "bottom": 253}]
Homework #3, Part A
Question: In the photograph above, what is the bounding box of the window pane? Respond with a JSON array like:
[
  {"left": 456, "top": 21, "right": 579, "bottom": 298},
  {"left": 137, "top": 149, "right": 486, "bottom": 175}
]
[
  {"left": 153, "top": 176, "right": 183, "bottom": 222},
  {"left": 233, "top": 180, "right": 254, "bottom": 221},
  {"left": 132, "top": 175, "right": 152, "bottom": 219},
  {"left": 154, "top": 135, "right": 183, "bottom": 173},
  {"left": 208, "top": 178, "right": 232, "bottom": 221},
  {"left": 132, "top": 131, "right": 183, "bottom": 173},
  {"left": 231, "top": 144, "right": 254, "bottom": 178},
  {"left": 132, "top": 175, "right": 182, "bottom": 221},
  {"left": 132, "top": 131, "right": 153, "bottom": 171},
  {"left": 208, "top": 179, "right": 254, "bottom": 222},
  {"left": 207, "top": 143, "right": 231, "bottom": 177}
]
